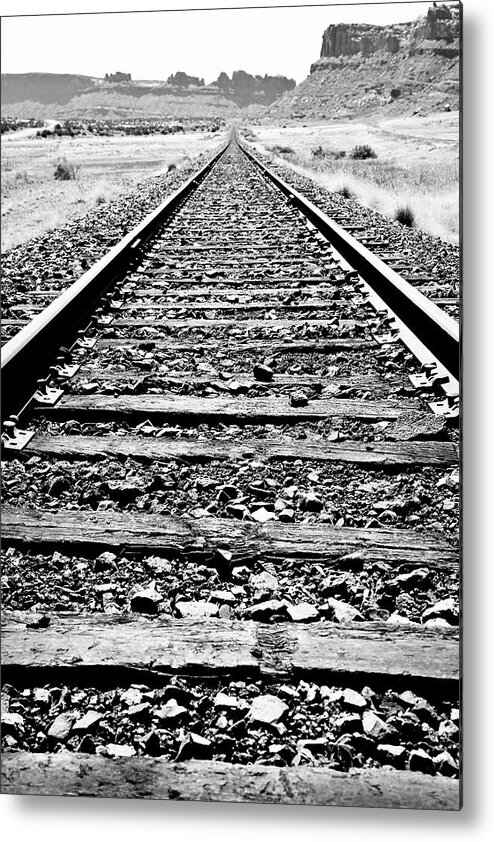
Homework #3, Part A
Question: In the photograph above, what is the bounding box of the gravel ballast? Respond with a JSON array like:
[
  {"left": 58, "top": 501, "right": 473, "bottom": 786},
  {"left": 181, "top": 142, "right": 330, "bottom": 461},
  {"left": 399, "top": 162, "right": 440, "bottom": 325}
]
[
  {"left": 2, "top": 147, "right": 224, "bottom": 318},
  {"left": 2, "top": 455, "right": 459, "bottom": 536},
  {"left": 253, "top": 151, "right": 460, "bottom": 305},
  {"left": 2, "top": 542, "right": 459, "bottom": 624},
  {"left": 1, "top": 677, "right": 459, "bottom": 776}
]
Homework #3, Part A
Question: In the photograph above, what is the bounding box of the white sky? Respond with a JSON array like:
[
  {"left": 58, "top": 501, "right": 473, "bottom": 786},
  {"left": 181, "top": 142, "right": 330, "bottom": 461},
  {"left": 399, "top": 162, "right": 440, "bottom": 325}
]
[{"left": 1, "top": 1, "right": 440, "bottom": 84}]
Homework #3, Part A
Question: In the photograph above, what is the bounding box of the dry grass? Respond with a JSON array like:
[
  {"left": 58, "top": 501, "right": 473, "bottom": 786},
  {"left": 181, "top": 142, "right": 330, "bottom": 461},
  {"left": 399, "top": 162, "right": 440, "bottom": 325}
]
[
  {"left": 251, "top": 114, "right": 459, "bottom": 243},
  {"left": 89, "top": 178, "right": 118, "bottom": 206},
  {"left": 1, "top": 129, "right": 228, "bottom": 252}
]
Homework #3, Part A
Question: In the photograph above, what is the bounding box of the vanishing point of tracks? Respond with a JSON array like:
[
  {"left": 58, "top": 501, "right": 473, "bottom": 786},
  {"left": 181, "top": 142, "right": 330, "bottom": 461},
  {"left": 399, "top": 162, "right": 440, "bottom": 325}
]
[{"left": 1, "top": 134, "right": 460, "bottom": 808}]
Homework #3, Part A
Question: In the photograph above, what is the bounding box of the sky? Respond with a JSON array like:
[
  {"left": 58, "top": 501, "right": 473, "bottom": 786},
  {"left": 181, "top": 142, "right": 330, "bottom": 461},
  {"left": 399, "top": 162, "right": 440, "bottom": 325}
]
[{"left": 1, "top": 0, "right": 438, "bottom": 84}]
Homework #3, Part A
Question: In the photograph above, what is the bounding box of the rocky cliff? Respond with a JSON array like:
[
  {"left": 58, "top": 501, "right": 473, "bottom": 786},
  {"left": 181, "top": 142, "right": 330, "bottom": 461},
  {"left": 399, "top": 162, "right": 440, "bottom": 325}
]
[
  {"left": 317, "top": 3, "right": 459, "bottom": 62},
  {"left": 271, "top": 3, "right": 460, "bottom": 121},
  {"left": 318, "top": 23, "right": 401, "bottom": 59}
]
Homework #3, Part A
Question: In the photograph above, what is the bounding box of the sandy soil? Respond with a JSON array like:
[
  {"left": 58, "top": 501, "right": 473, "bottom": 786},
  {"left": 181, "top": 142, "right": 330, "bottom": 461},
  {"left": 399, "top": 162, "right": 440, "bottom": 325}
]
[
  {"left": 1, "top": 130, "right": 228, "bottom": 252},
  {"left": 252, "top": 113, "right": 458, "bottom": 157},
  {"left": 247, "top": 114, "right": 459, "bottom": 243}
]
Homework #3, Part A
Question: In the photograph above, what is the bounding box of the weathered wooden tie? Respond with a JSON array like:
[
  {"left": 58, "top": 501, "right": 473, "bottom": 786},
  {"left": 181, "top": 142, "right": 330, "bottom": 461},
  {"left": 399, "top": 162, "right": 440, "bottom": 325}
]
[
  {"left": 0, "top": 754, "right": 460, "bottom": 808},
  {"left": 36, "top": 394, "right": 418, "bottom": 424},
  {"left": 2, "top": 507, "right": 458, "bottom": 569},
  {"left": 27, "top": 433, "right": 459, "bottom": 468},
  {"left": 2, "top": 612, "right": 458, "bottom": 682}
]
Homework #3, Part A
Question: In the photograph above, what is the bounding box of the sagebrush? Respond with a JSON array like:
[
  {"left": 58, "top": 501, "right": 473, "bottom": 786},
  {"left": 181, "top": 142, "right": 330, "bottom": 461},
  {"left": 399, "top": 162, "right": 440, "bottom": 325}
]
[
  {"left": 54, "top": 158, "right": 76, "bottom": 180},
  {"left": 270, "top": 144, "right": 295, "bottom": 156},
  {"left": 350, "top": 144, "right": 377, "bottom": 160}
]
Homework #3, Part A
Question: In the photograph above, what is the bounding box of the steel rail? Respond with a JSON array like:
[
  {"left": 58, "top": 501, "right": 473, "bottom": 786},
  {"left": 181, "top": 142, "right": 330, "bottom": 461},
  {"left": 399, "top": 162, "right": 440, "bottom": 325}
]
[
  {"left": 1, "top": 138, "right": 230, "bottom": 421},
  {"left": 238, "top": 138, "right": 460, "bottom": 383}
]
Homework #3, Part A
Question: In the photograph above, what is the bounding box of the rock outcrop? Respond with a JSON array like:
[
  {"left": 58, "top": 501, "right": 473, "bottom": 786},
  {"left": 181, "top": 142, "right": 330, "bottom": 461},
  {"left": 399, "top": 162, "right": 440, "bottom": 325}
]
[
  {"left": 213, "top": 71, "right": 295, "bottom": 107},
  {"left": 104, "top": 72, "right": 132, "bottom": 84},
  {"left": 319, "top": 23, "right": 400, "bottom": 59},
  {"left": 316, "top": 3, "right": 459, "bottom": 64},
  {"left": 271, "top": 3, "right": 460, "bottom": 121},
  {"left": 413, "top": 3, "right": 461, "bottom": 44},
  {"left": 167, "top": 72, "right": 205, "bottom": 88}
]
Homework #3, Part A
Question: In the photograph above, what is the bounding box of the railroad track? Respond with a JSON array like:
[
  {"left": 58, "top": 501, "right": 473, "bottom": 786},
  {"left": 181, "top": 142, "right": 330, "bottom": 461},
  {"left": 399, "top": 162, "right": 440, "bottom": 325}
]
[{"left": 1, "top": 133, "right": 460, "bottom": 809}]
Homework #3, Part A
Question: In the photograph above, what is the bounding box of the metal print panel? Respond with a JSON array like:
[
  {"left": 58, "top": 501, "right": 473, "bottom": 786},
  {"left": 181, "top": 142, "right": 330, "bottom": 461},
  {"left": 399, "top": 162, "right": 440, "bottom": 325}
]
[{"left": 0, "top": 1, "right": 461, "bottom": 810}]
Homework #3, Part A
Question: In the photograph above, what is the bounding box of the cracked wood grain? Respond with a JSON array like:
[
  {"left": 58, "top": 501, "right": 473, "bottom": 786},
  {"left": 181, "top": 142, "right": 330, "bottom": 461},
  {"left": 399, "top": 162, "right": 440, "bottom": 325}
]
[{"left": 0, "top": 753, "right": 460, "bottom": 808}]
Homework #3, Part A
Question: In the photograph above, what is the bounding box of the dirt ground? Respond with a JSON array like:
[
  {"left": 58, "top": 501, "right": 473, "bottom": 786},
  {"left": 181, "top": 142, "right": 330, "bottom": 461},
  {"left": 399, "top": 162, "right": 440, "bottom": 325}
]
[
  {"left": 1, "top": 130, "right": 227, "bottom": 252},
  {"left": 247, "top": 113, "right": 459, "bottom": 243}
]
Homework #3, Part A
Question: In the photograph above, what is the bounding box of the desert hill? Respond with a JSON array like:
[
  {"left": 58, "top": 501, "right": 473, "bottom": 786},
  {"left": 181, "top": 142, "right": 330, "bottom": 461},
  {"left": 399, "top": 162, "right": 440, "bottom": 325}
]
[
  {"left": 1, "top": 72, "right": 97, "bottom": 106},
  {"left": 1, "top": 70, "right": 295, "bottom": 120},
  {"left": 270, "top": 3, "right": 460, "bottom": 121}
]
